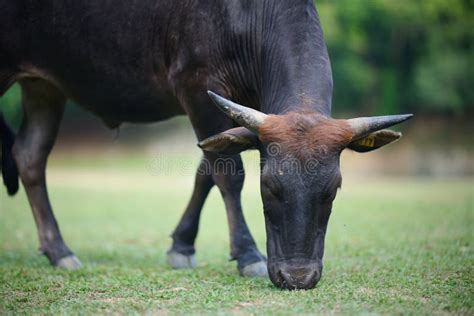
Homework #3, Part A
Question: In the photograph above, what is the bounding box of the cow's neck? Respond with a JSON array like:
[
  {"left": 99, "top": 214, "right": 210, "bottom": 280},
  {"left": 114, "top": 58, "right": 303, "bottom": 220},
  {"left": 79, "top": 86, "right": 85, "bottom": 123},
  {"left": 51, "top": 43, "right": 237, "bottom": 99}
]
[{"left": 211, "top": 1, "right": 333, "bottom": 117}]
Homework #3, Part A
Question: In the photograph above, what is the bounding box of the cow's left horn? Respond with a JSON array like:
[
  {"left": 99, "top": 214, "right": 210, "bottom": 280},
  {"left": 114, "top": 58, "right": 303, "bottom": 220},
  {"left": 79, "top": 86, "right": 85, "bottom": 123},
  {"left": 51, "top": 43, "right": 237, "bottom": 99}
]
[
  {"left": 207, "top": 91, "right": 267, "bottom": 133},
  {"left": 347, "top": 114, "right": 413, "bottom": 140}
]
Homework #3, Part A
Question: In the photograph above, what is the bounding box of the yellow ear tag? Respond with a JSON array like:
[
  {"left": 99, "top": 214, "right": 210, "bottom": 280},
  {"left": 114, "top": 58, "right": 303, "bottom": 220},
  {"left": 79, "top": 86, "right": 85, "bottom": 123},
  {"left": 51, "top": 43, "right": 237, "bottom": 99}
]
[{"left": 357, "top": 135, "right": 375, "bottom": 147}]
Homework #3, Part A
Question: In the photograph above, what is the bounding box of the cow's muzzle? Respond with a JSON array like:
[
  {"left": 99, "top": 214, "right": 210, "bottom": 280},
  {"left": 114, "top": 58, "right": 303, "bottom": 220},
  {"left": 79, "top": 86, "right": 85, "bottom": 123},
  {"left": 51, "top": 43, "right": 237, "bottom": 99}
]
[{"left": 269, "top": 259, "right": 322, "bottom": 290}]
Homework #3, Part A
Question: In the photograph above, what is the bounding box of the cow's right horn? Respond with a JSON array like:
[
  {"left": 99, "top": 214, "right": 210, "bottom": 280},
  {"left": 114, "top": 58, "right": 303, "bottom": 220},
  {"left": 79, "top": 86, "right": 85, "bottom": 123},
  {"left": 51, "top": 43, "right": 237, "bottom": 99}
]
[
  {"left": 347, "top": 114, "right": 413, "bottom": 140},
  {"left": 207, "top": 91, "right": 267, "bottom": 134}
]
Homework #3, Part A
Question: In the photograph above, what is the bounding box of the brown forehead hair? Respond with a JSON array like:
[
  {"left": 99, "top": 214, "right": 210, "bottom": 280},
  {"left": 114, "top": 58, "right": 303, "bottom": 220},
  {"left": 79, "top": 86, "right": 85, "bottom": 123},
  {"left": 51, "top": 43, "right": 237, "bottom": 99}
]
[{"left": 258, "top": 112, "right": 353, "bottom": 159}]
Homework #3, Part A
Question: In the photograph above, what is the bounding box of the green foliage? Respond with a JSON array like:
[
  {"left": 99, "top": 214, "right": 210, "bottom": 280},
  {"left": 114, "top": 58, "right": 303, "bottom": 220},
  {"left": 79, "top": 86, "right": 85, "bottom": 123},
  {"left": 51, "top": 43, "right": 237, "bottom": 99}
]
[
  {"left": 317, "top": 0, "right": 474, "bottom": 114},
  {"left": 0, "top": 153, "right": 473, "bottom": 314},
  {"left": 0, "top": 84, "right": 21, "bottom": 127}
]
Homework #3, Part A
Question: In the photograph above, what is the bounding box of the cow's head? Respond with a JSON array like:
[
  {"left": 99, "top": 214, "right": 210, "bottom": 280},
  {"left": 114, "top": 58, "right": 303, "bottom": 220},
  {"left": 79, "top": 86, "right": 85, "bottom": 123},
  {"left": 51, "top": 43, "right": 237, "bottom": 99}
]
[{"left": 200, "top": 91, "right": 412, "bottom": 290}]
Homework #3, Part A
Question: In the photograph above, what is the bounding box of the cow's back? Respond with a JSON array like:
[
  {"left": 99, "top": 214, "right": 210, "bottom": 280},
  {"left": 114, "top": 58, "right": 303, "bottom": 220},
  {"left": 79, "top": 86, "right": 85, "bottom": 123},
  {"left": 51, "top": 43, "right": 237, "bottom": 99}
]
[
  {"left": 2, "top": 0, "right": 332, "bottom": 122},
  {"left": 1, "top": 0, "right": 199, "bottom": 122}
]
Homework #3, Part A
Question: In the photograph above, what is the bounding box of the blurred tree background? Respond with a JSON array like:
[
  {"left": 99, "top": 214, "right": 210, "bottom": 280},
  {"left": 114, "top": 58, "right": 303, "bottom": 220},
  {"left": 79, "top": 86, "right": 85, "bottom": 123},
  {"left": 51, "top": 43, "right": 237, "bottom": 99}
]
[
  {"left": 1, "top": 0, "right": 473, "bottom": 123},
  {"left": 317, "top": 0, "right": 473, "bottom": 115}
]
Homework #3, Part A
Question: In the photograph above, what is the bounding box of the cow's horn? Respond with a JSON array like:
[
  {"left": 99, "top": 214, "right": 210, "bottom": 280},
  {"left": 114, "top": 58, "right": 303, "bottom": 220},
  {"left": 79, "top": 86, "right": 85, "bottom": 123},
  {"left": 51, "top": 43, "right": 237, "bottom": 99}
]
[
  {"left": 347, "top": 114, "right": 413, "bottom": 140},
  {"left": 207, "top": 91, "right": 267, "bottom": 133}
]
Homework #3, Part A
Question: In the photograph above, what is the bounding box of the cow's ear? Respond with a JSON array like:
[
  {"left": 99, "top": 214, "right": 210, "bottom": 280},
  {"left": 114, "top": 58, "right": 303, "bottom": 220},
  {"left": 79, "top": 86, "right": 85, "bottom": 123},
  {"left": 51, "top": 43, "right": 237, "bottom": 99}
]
[
  {"left": 347, "top": 129, "right": 402, "bottom": 152},
  {"left": 198, "top": 127, "right": 260, "bottom": 154}
]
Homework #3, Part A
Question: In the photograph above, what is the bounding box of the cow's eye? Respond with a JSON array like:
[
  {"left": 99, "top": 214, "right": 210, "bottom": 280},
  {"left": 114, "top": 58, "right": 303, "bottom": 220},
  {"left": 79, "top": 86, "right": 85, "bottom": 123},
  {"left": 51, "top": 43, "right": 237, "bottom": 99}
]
[
  {"left": 262, "top": 177, "right": 282, "bottom": 199},
  {"left": 323, "top": 174, "right": 342, "bottom": 202},
  {"left": 324, "top": 188, "right": 338, "bottom": 203}
]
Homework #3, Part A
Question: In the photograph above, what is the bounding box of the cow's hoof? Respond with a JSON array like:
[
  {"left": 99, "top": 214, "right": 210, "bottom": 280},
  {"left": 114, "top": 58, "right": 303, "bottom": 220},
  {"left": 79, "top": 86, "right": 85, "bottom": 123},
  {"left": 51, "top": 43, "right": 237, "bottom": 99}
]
[
  {"left": 240, "top": 260, "right": 268, "bottom": 277},
  {"left": 55, "top": 255, "right": 82, "bottom": 269},
  {"left": 167, "top": 251, "right": 196, "bottom": 269}
]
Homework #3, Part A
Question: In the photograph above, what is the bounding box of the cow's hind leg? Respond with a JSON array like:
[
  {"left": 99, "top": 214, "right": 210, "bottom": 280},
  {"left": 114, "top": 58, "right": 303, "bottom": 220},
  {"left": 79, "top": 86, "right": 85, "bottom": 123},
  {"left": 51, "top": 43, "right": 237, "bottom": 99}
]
[
  {"left": 12, "top": 78, "right": 80, "bottom": 268},
  {"left": 167, "top": 156, "right": 213, "bottom": 268}
]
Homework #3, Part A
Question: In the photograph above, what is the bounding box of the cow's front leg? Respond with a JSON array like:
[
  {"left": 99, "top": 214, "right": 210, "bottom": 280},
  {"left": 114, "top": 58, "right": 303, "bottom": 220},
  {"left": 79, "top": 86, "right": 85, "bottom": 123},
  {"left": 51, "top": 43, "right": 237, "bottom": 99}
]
[
  {"left": 173, "top": 88, "right": 266, "bottom": 276},
  {"left": 210, "top": 153, "right": 267, "bottom": 277},
  {"left": 167, "top": 156, "right": 214, "bottom": 268}
]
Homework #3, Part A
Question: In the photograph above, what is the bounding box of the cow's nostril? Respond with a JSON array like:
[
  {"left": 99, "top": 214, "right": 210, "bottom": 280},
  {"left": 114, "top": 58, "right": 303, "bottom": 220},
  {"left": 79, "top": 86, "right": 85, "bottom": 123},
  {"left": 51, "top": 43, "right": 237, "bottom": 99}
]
[{"left": 279, "top": 266, "right": 319, "bottom": 290}]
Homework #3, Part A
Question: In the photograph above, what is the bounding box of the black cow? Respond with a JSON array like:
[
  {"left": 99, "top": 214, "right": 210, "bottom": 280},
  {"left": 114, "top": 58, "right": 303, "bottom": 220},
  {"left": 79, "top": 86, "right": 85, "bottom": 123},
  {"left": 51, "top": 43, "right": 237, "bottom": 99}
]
[{"left": 0, "top": 0, "right": 411, "bottom": 289}]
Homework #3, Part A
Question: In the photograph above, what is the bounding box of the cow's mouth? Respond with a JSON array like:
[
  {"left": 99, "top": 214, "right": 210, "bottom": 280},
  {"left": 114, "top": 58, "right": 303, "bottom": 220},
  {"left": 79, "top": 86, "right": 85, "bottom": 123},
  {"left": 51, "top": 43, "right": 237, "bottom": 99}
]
[{"left": 268, "top": 259, "right": 322, "bottom": 290}]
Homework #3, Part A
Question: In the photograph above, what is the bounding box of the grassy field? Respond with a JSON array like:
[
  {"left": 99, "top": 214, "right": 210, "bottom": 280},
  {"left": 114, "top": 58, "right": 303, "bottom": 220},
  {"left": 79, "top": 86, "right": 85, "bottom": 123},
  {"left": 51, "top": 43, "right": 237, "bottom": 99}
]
[{"left": 0, "top": 150, "right": 473, "bottom": 315}]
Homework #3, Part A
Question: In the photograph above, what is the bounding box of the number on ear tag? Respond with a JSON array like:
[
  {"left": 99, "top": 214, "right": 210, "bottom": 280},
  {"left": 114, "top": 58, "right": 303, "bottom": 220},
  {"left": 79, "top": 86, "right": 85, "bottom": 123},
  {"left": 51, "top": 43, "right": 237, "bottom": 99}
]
[{"left": 357, "top": 135, "right": 375, "bottom": 147}]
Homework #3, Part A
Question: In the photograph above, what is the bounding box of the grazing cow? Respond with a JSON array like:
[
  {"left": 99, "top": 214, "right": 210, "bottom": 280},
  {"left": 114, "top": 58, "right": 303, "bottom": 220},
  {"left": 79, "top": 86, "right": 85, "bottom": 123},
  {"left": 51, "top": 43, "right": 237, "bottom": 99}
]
[{"left": 0, "top": 0, "right": 411, "bottom": 289}]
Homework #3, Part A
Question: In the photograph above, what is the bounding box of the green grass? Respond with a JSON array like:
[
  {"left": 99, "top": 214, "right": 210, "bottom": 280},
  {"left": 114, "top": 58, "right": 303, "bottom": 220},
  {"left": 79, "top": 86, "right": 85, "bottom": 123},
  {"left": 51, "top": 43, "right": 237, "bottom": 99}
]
[{"left": 0, "top": 151, "right": 473, "bottom": 315}]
